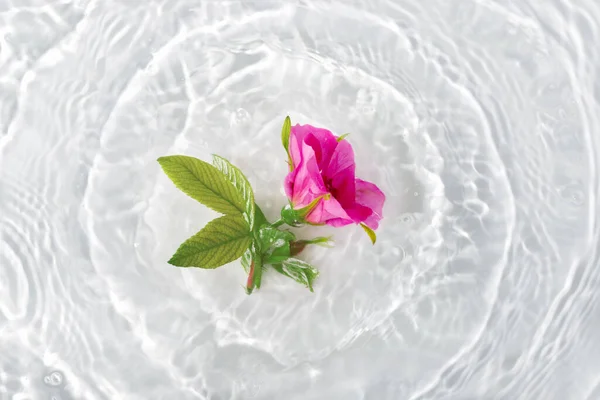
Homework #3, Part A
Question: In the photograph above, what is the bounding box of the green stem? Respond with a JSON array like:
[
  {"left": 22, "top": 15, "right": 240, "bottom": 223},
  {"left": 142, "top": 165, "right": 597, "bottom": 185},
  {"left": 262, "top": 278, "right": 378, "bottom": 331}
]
[
  {"left": 253, "top": 255, "right": 263, "bottom": 289},
  {"left": 271, "top": 219, "right": 285, "bottom": 228}
]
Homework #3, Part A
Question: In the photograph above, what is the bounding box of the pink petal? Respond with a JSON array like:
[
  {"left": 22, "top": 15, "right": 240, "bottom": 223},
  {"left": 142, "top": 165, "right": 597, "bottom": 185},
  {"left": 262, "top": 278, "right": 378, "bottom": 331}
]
[
  {"left": 325, "top": 139, "right": 355, "bottom": 178},
  {"left": 324, "top": 139, "right": 356, "bottom": 208},
  {"left": 328, "top": 167, "right": 355, "bottom": 208},
  {"left": 290, "top": 141, "right": 327, "bottom": 208},
  {"left": 354, "top": 179, "right": 386, "bottom": 230},
  {"left": 306, "top": 196, "right": 353, "bottom": 226},
  {"left": 289, "top": 125, "right": 310, "bottom": 169},
  {"left": 346, "top": 203, "right": 373, "bottom": 223},
  {"left": 325, "top": 218, "right": 355, "bottom": 227},
  {"left": 289, "top": 124, "right": 337, "bottom": 169},
  {"left": 284, "top": 169, "right": 296, "bottom": 199},
  {"left": 304, "top": 131, "right": 338, "bottom": 170}
]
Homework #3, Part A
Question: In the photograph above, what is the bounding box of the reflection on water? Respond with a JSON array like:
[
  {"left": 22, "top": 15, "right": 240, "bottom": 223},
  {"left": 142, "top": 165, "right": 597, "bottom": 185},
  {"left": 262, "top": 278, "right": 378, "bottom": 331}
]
[{"left": 1, "top": 0, "right": 600, "bottom": 399}]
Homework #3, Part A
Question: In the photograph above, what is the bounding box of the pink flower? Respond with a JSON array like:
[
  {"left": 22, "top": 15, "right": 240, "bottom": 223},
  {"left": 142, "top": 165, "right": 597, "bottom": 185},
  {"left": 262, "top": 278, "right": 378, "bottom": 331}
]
[{"left": 283, "top": 124, "right": 385, "bottom": 230}]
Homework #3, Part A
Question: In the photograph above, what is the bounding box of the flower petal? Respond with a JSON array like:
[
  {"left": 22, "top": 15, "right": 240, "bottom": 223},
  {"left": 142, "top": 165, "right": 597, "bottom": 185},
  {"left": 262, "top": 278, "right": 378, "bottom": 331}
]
[
  {"left": 304, "top": 130, "right": 338, "bottom": 170},
  {"left": 289, "top": 124, "right": 311, "bottom": 169},
  {"left": 290, "top": 141, "right": 327, "bottom": 208},
  {"left": 324, "top": 139, "right": 356, "bottom": 208},
  {"left": 325, "top": 139, "right": 355, "bottom": 178},
  {"left": 324, "top": 217, "right": 355, "bottom": 227},
  {"left": 306, "top": 196, "right": 353, "bottom": 226},
  {"left": 354, "top": 178, "right": 386, "bottom": 230},
  {"left": 345, "top": 203, "right": 373, "bottom": 223},
  {"left": 289, "top": 124, "right": 337, "bottom": 169},
  {"left": 284, "top": 169, "right": 296, "bottom": 199}
]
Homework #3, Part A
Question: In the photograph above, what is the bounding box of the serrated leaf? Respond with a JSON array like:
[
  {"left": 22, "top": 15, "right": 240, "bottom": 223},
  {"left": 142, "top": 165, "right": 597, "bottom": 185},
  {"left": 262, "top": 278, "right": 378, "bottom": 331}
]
[
  {"left": 360, "top": 223, "right": 377, "bottom": 245},
  {"left": 259, "top": 226, "right": 295, "bottom": 264},
  {"left": 272, "top": 258, "right": 319, "bottom": 292},
  {"left": 337, "top": 133, "right": 350, "bottom": 142},
  {"left": 168, "top": 214, "right": 252, "bottom": 268},
  {"left": 211, "top": 154, "right": 255, "bottom": 229},
  {"left": 158, "top": 155, "right": 245, "bottom": 216}
]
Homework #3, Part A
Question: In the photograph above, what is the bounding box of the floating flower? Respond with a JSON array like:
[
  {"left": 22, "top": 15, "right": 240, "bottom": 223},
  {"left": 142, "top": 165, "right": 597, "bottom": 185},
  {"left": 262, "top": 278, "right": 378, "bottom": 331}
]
[
  {"left": 157, "top": 116, "right": 385, "bottom": 295},
  {"left": 282, "top": 121, "right": 385, "bottom": 241}
]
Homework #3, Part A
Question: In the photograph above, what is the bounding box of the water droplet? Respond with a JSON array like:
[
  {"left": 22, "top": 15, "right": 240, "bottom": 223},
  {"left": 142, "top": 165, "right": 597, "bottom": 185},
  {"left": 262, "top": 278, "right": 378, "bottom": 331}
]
[
  {"left": 230, "top": 108, "right": 251, "bottom": 126},
  {"left": 392, "top": 247, "right": 405, "bottom": 260},
  {"left": 43, "top": 371, "right": 63, "bottom": 387}
]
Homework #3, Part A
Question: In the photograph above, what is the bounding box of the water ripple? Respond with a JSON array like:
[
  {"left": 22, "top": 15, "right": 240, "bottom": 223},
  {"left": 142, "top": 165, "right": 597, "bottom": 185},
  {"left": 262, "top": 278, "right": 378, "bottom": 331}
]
[{"left": 1, "top": 0, "right": 599, "bottom": 399}]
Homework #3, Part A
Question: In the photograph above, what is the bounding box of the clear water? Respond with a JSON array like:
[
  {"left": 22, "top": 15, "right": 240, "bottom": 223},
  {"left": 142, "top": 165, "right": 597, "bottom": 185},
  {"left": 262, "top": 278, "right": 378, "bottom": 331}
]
[{"left": 1, "top": 0, "right": 600, "bottom": 399}]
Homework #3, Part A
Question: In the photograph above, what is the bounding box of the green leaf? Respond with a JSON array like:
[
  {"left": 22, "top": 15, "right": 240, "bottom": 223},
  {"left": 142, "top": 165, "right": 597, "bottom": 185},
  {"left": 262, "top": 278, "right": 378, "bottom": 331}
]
[
  {"left": 337, "top": 133, "right": 350, "bottom": 142},
  {"left": 168, "top": 214, "right": 252, "bottom": 268},
  {"left": 259, "top": 226, "right": 295, "bottom": 264},
  {"left": 253, "top": 204, "right": 270, "bottom": 232},
  {"left": 157, "top": 155, "right": 245, "bottom": 216},
  {"left": 272, "top": 258, "right": 319, "bottom": 292},
  {"left": 360, "top": 223, "right": 377, "bottom": 245},
  {"left": 211, "top": 154, "right": 255, "bottom": 229}
]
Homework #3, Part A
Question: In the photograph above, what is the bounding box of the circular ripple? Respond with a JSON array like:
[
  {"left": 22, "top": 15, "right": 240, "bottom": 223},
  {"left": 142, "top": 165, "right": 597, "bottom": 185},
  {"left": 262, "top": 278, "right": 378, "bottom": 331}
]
[
  {"left": 84, "top": 0, "right": 514, "bottom": 383},
  {"left": 1, "top": 0, "right": 598, "bottom": 399}
]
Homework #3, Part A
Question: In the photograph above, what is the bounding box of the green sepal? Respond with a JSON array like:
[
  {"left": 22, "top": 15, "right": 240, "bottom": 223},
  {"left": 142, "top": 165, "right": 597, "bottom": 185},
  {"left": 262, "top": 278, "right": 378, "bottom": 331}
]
[
  {"left": 290, "top": 236, "right": 333, "bottom": 256},
  {"left": 281, "top": 116, "right": 293, "bottom": 170},
  {"left": 337, "top": 133, "right": 350, "bottom": 142},
  {"left": 272, "top": 258, "right": 319, "bottom": 292},
  {"left": 242, "top": 241, "right": 264, "bottom": 294},
  {"left": 259, "top": 226, "right": 295, "bottom": 264},
  {"left": 360, "top": 223, "right": 377, "bottom": 244},
  {"left": 280, "top": 194, "right": 329, "bottom": 227}
]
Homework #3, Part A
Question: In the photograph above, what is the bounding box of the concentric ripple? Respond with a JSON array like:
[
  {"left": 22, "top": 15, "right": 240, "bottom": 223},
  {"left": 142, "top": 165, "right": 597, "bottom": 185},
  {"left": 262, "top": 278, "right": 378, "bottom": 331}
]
[{"left": 1, "top": 0, "right": 599, "bottom": 399}]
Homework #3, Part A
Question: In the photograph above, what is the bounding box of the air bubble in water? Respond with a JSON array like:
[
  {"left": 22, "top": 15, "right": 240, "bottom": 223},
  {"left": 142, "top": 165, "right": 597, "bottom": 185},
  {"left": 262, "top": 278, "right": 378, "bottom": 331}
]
[
  {"left": 230, "top": 108, "right": 251, "bottom": 126},
  {"left": 43, "top": 371, "right": 63, "bottom": 387}
]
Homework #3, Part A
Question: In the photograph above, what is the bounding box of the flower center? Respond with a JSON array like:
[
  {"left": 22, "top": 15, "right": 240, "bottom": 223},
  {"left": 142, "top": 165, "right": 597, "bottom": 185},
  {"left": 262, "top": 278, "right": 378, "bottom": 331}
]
[{"left": 323, "top": 177, "right": 340, "bottom": 200}]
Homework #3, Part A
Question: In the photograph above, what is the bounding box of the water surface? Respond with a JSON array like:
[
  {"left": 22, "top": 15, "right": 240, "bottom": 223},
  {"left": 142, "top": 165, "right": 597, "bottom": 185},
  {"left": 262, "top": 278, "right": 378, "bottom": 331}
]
[{"left": 1, "top": 0, "right": 600, "bottom": 399}]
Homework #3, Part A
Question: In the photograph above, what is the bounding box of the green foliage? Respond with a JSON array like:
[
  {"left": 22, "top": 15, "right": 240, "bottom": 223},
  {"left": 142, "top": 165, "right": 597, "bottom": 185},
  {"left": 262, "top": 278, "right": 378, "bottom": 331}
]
[
  {"left": 168, "top": 214, "right": 252, "bottom": 268},
  {"left": 157, "top": 155, "right": 246, "bottom": 215}
]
